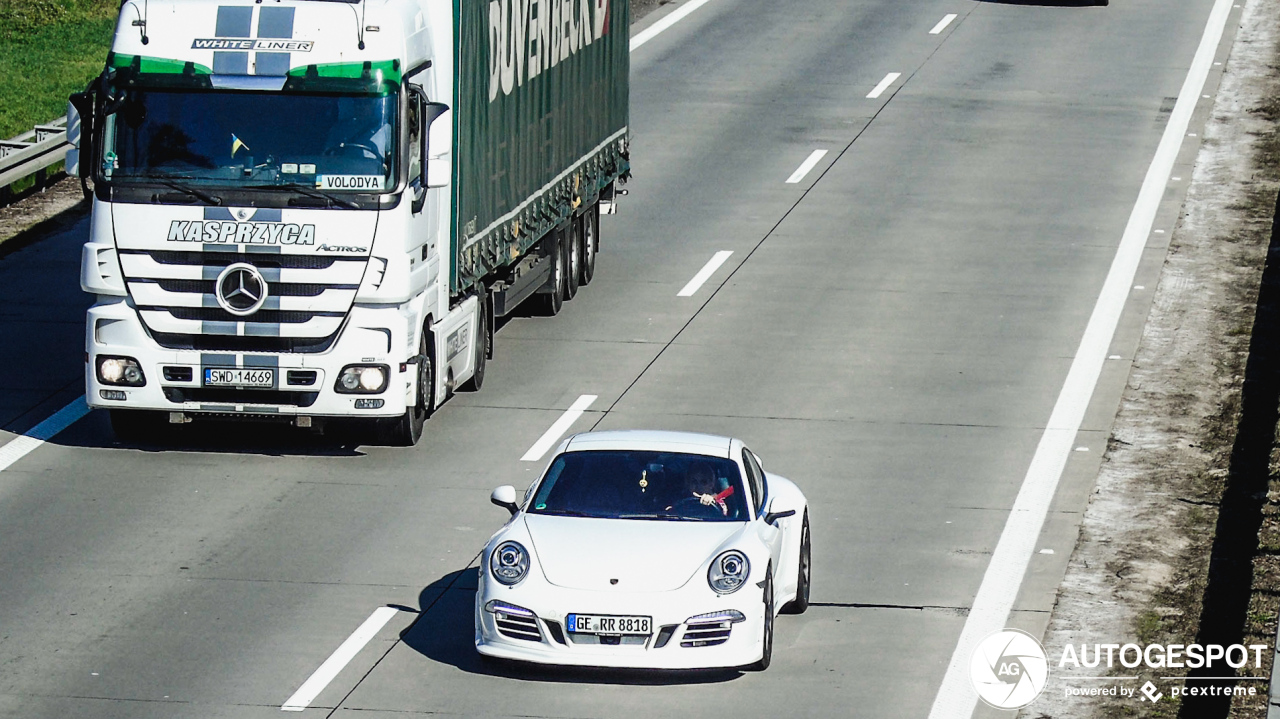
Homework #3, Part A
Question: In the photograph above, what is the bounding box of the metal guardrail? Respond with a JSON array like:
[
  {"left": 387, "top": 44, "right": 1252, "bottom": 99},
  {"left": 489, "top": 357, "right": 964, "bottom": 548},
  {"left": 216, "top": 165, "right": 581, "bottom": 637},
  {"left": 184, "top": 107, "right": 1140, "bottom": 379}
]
[{"left": 0, "top": 114, "right": 73, "bottom": 205}]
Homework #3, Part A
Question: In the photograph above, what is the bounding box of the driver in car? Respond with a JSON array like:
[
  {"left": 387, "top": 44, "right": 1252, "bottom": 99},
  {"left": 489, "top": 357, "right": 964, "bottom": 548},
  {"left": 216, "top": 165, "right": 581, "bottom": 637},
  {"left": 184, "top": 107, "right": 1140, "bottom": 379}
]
[
  {"left": 324, "top": 96, "right": 391, "bottom": 162},
  {"left": 668, "top": 462, "right": 732, "bottom": 517}
]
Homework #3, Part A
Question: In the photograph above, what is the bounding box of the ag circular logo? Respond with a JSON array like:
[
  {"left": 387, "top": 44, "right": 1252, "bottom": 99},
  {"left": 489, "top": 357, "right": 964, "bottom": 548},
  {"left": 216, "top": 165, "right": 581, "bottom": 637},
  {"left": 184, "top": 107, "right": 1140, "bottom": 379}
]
[
  {"left": 215, "top": 262, "right": 269, "bottom": 317},
  {"left": 970, "top": 629, "right": 1049, "bottom": 710}
]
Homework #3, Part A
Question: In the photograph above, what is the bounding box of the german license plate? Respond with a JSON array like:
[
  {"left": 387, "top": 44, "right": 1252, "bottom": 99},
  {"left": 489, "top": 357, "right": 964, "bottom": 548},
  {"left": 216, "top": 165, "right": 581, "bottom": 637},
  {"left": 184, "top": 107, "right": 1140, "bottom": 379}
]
[
  {"left": 566, "top": 614, "right": 652, "bottom": 635},
  {"left": 204, "top": 368, "right": 274, "bottom": 388}
]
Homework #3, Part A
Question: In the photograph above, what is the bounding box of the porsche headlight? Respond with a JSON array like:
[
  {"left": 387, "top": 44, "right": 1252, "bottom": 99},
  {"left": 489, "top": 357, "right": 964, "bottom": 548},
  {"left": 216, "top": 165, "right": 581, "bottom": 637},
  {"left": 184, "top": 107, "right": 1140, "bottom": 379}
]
[
  {"left": 489, "top": 541, "right": 529, "bottom": 586},
  {"left": 708, "top": 550, "right": 750, "bottom": 595}
]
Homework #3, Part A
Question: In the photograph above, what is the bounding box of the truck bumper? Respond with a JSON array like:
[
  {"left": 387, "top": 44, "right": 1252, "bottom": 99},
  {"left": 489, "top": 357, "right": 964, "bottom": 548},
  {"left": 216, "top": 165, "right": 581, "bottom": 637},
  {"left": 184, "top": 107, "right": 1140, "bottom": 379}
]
[{"left": 85, "top": 298, "right": 415, "bottom": 420}]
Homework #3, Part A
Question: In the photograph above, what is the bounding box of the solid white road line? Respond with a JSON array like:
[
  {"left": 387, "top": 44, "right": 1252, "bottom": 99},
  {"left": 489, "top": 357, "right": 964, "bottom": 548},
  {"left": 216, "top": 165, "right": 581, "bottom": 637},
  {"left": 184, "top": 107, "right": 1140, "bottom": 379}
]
[
  {"left": 677, "top": 250, "right": 734, "bottom": 297},
  {"left": 930, "top": 14, "right": 958, "bottom": 34},
  {"left": 631, "top": 0, "right": 715, "bottom": 51},
  {"left": 520, "top": 395, "right": 598, "bottom": 462},
  {"left": 866, "top": 72, "right": 901, "bottom": 99},
  {"left": 925, "top": 0, "right": 1238, "bottom": 716},
  {"left": 280, "top": 606, "right": 400, "bottom": 712},
  {"left": 0, "top": 396, "right": 90, "bottom": 474},
  {"left": 786, "top": 150, "right": 829, "bottom": 184}
]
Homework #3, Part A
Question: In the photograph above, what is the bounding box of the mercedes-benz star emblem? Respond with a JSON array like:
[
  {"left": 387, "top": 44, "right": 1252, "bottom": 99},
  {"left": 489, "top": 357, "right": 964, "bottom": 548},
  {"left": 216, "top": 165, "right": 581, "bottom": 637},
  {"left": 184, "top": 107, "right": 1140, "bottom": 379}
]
[{"left": 215, "top": 262, "right": 269, "bottom": 317}]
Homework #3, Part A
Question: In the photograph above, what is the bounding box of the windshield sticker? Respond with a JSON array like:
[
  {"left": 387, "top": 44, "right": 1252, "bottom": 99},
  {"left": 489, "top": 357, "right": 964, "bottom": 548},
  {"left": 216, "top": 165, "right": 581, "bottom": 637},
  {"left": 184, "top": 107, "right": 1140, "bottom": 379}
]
[
  {"left": 167, "top": 220, "right": 315, "bottom": 245},
  {"left": 316, "top": 175, "right": 384, "bottom": 191}
]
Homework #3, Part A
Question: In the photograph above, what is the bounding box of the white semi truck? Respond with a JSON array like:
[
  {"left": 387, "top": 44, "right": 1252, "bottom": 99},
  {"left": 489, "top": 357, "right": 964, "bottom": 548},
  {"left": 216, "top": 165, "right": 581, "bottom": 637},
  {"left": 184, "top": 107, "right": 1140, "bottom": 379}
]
[{"left": 70, "top": 0, "right": 629, "bottom": 444}]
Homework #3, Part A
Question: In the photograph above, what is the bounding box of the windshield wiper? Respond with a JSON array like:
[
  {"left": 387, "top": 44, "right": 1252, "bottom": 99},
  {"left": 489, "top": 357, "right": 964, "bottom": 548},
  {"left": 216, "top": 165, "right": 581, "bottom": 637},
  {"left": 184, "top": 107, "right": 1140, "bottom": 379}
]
[
  {"left": 247, "top": 183, "right": 359, "bottom": 210},
  {"left": 157, "top": 180, "right": 222, "bottom": 206}
]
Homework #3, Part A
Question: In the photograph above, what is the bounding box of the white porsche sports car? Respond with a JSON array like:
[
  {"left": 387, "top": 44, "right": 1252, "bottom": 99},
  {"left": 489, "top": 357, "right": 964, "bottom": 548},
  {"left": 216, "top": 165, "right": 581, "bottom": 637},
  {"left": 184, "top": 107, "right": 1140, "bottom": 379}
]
[{"left": 475, "top": 430, "right": 810, "bottom": 670}]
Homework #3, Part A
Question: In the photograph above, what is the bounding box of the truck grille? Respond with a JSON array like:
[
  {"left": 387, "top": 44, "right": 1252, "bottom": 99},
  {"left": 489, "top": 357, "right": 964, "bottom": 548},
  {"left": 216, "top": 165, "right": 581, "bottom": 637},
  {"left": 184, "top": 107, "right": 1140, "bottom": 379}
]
[
  {"left": 146, "top": 250, "right": 340, "bottom": 269},
  {"left": 153, "top": 279, "right": 334, "bottom": 297},
  {"left": 119, "top": 250, "right": 366, "bottom": 353}
]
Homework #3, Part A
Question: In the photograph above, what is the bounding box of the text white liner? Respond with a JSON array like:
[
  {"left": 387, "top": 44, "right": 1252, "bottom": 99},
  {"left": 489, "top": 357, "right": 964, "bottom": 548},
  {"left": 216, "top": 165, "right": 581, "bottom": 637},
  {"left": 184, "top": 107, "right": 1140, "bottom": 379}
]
[
  {"left": 281, "top": 606, "right": 400, "bottom": 711},
  {"left": 925, "top": 0, "right": 1238, "bottom": 716},
  {"left": 866, "top": 72, "right": 901, "bottom": 99},
  {"left": 520, "top": 394, "right": 599, "bottom": 462},
  {"left": 678, "top": 251, "right": 734, "bottom": 297},
  {"left": 786, "top": 150, "right": 829, "bottom": 184},
  {"left": 930, "top": 14, "right": 958, "bottom": 35},
  {"left": 0, "top": 397, "right": 89, "bottom": 474}
]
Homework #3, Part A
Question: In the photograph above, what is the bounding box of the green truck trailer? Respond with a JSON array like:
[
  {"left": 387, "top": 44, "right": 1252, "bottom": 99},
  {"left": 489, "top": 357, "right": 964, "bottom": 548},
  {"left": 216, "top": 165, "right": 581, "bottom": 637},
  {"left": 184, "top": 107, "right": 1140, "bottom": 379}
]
[{"left": 72, "top": 0, "right": 630, "bottom": 445}]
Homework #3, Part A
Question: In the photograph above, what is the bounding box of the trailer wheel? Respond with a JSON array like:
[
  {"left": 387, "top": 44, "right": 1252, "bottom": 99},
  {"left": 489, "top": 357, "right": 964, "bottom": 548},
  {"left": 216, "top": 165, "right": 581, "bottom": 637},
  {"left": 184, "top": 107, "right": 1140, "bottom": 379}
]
[
  {"left": 580, "top": 203, "right": 598, "bottom": 286},
  {"left": 461, "top": 291, "right": 489, "bottom": 392},
  {"left": 379, "top": 329, "right": 434, "bottom": 446},
  {"left": 536, "top": 234, "right": 565, "bottom": 316},
  {"left": 565, "top": 217, "right": 581, "bottom": 301}
]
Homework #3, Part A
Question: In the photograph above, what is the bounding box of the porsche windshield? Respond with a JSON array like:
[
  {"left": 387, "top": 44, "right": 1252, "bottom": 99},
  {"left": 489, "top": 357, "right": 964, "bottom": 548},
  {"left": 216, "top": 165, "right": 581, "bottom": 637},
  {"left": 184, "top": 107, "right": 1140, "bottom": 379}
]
[
  {"left": 101, "top": 89, "right": 396, "bottom": 191},
  {"left": 529, "top": 451, "right": 749, "bottom": 522}
]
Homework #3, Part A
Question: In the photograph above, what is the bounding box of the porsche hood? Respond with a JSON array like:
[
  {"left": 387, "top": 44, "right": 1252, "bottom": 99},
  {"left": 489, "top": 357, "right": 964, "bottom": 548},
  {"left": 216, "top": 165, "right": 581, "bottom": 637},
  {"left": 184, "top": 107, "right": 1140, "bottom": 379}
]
[{"left": 522, "top": 514, "right": 744, "bottom": 593}]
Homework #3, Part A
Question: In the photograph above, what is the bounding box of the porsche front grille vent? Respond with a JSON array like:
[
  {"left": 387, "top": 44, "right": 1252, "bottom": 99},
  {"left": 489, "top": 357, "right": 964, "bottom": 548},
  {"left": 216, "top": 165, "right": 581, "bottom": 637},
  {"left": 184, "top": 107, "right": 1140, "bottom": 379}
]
[
  {"left": 680, "top": 621, "right": 733, "bottom": 648},
  {"left": 544, "top": 620, "right": 567, "bottom": 645},
  {"left": 495, "top": 611, "right": 542, "bottom": 642}
]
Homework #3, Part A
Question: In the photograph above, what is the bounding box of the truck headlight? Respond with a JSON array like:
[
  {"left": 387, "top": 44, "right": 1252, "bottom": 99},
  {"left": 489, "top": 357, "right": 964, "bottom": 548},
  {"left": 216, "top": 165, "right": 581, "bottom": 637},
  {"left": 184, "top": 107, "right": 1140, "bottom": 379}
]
[
  {"left": 97, "top": 356, "right": 145, "bottom": 387},
  {"left": 708, "top": 550, "right": 750, "bottom": 595},
  {"left": 490, "top": 541, "right": 529, "bottom": 586},
  {"left": 334, "top": 364, "right": 388, "bottom": 394}
]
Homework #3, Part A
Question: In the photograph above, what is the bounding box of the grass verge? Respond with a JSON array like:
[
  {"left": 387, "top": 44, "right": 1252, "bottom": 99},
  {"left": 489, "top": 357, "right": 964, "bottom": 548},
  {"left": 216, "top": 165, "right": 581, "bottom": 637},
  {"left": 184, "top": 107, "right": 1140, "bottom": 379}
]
[{"left": 0, "top": 0, "right": 119, "bottom": 139}]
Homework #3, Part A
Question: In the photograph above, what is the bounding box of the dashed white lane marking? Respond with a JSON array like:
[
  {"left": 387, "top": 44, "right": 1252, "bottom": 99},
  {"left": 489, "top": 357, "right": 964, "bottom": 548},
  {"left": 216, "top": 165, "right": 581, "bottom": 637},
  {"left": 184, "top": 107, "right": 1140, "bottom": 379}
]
[
  {"left": 281, "top": 607, "right": 400, "bottom": 712},
  {"left": 520, "top": 395, "right": 598, "bottom": 462},
  {"left": 0, "top": 396, "right": 90, "bottom": 474},
  {"left": 786, "top": 150, "right": 829, "bottom": 184},
  {"left": 866, "top": 72, "right": 902, "bottom": 99},
  {"left": 631, "top": 0, "right": 715, "bottom": 51},
  {"left": 926, "top": 0, "right": 1237, "bottom": 716},
  {"left": 930, "top": 14, "right": 958, "bottom": 34},
  {"left": 677, "top": 251, "right": 734, "bottom": 297}
]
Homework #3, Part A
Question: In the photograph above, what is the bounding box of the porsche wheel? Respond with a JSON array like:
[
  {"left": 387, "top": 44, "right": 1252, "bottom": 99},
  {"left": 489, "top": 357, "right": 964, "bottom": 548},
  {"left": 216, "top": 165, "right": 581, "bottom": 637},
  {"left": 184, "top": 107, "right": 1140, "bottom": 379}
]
[
  {"left": 750, "top": 565, "right": 774, "bottom": 671},
  {"left": 782, "top": 511, "right": 811, "bottom": 614}
]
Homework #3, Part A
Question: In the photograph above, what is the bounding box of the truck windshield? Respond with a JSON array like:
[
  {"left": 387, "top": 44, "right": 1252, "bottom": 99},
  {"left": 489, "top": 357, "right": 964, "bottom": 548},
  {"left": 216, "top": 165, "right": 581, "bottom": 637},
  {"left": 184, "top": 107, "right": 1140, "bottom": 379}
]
[{"left": 101, "top": 89, "right": 396, "bottom": 192}]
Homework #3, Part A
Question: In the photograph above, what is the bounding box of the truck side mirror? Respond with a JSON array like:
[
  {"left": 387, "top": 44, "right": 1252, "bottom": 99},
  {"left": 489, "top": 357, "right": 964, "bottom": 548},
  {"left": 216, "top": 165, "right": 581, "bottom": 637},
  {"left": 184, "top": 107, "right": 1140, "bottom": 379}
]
[
  {"left": 407, "top": 87, "right": 449, "bottom": 213},
  {"left": 422, "top": 101, "right": 449, "bottom": 190},
  {"left": 68, "top": 90, "right": 96, "bottom": 181}
]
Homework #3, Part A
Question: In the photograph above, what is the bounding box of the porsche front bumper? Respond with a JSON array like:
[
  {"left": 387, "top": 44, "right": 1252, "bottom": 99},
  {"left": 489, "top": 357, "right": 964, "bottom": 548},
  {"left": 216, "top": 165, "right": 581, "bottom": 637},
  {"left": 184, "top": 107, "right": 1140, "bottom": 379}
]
[{"left": 474, "top": 579, "right": 768, "bottom": 670}]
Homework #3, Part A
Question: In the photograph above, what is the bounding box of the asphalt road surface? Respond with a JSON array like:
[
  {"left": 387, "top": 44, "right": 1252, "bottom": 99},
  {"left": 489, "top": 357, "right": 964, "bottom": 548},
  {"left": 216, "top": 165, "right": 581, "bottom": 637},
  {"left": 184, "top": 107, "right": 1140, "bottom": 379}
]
[{"left": 0, "top": 0, "right": 1242, "bottom": 716}]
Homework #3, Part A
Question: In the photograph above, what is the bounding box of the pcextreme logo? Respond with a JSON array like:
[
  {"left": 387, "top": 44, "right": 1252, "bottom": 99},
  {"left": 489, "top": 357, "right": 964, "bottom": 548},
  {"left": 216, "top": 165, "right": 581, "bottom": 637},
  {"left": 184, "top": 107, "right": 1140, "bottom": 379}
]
[
  {"left": 970, "top": 629, "right": 1050, "bottom": 710},
  {"left": 488, "top": 0, "right": 610, "bottom": 102}
]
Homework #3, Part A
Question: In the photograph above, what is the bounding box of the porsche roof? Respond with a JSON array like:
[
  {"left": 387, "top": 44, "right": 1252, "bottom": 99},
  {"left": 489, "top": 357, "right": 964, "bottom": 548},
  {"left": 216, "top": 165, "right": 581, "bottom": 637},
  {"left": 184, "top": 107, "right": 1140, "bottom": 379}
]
[{"left": 563, "top": 430, "right": 734, "bottom": 458}]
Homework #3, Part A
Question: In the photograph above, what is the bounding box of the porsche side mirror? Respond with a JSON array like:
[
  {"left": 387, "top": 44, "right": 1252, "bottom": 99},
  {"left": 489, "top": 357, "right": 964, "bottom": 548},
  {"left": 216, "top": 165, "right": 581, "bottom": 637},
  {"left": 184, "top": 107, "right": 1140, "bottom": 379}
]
[
  {"left": 491, "top": 485, "right": 518, "bottom": 516},
  {"left": 763, "top": 508, "right": 795, "bottom": 525}
]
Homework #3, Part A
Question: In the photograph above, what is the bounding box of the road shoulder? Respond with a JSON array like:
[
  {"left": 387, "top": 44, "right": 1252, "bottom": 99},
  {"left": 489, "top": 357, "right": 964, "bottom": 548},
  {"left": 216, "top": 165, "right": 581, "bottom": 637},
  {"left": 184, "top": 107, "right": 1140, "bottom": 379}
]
[{"left": 1029, "top": 0, "right": 1280, "bottom": 716}]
